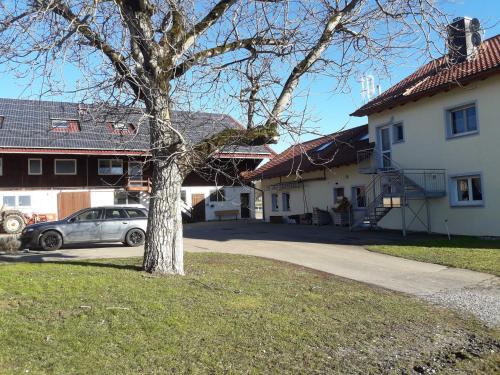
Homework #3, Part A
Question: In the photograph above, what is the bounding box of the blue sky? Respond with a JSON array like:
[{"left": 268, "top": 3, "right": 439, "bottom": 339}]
[{"left": 0, "top": 0, "right": 498, "bottom": 153}]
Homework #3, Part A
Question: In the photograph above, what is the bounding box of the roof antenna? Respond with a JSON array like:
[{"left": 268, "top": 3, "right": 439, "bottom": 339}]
[{"left": 358, "top": 74, "right": 377, "bottom": 103}]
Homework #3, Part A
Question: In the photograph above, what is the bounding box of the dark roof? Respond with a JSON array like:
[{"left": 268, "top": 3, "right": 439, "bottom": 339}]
[
  {"left": 246, "top": 124, "right": 369, "bottom": 180},
  {"left": 352, "top": 34, "right": 500, "bottom": 117},
  {"left": 0, "top": 98, "right": 273, "bottom": 157}
]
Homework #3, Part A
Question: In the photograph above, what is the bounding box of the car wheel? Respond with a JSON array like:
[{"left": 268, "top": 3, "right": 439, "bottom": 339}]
[
  {"left": 39, "top": 231, "right": 63, "bottom": 251},
  {"left": 125, "top": 229, "right": 145, "bottom": 247},
  {"left": 3, "top": 214, "right": 26, "bottom": 234}
]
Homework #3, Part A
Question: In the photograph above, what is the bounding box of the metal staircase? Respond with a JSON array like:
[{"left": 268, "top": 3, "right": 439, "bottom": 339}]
[{"left": 353, "top": 148, "right": 446, "bottom": 234}]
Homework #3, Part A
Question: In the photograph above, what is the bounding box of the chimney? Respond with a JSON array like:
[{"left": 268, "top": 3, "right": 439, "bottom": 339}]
[{"left": 447, "top": 17, "right": 482, "bottom": 63}]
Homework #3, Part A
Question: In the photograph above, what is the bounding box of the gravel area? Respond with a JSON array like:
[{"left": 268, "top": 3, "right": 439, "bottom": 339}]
[{"left": 423, "top": 278, "right": 500, "bottom": 327}]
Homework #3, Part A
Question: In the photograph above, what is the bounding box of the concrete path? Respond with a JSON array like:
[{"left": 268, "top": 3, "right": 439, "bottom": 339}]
[{"left": 2, "top": 221, "right": 498, "bottom": 325}]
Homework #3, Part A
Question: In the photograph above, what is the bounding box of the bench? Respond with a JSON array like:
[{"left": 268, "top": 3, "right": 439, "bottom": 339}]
[{"left": 214, "top": 209, "right": 239, "bottom": 221}]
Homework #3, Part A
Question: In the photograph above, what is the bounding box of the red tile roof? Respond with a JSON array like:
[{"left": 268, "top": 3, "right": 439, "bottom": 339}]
[
  {"left": 246, "top": 125, "right": 369, "bottom": 180},
  {"left": 352, "top": 34, "right": 500, "bottom": 117}
]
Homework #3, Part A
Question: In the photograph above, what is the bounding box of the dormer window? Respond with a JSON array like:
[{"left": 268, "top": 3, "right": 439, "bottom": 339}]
[
  {"left": 50, "top": 119, "right": 80, "bottom": 132},
  {"left": 113, "top": 122, "right": 127, "bottom": 130},
  {"left": 51, "top": 119, "right": 69, "bottom": 129},
  {"left": 107, "top": 121, "right": 136, "bottom": 134}
]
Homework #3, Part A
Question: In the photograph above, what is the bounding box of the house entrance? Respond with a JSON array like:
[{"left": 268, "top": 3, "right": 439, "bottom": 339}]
[
  {"left": 191, "top": 194, "right": 206, "bottom": 222},
  {"left": 240, "top": 193, "right": 250, "bottom": 219}
]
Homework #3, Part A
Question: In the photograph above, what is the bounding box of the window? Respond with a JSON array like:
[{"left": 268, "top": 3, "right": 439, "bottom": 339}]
[
  {"left": 73, "top": 209, "right": 101, "bottom": 222},
  {"left": 28, "top": 158, "right": 42, "bottom": 175},
  {"left": 450, "top": 174, "right": 483, "bottom": 206},
  {"left": 2, "top": 196, "right": 15, "bottom": 207},
  {"left": 0, "top": 158, "right": 3, "bottom": 176},
  {"left": 105, "top": 208, "right": 127, "bottom": 219},
  {"left": 18, "top": 195, "right": 31, "bottom": 207},
  {"left": 180, "top": 190, "right": 187, "bottom": 203},
  {"left": 447, "top": 104, "right": 478, "bottom": 138},
  {"left": 113, "top": 122, "right": 127, "bottom": 130},
  {"left": 209, "top": 188, "right": 225, "bottom": 202},
  {"left": 393, "top": 123, "right": 404, "bottom": 143},
  {"left": 1, "top": 195, "right": 31, "bottom": 207},
  {"left": 333, "top": 187, "right": 345, "bottom": 204},
  {"left": 51, "top": 119, "right": 70, "bottom": 129},
  {"left": 125, "top": 208, "right": 147, "bottom": 218},
  {"left": 54, "top": 159, "right": 77, "bottom": 175},
  {"left": 114, "top": 190, "right": 140, "bottom": 205},
  {"left": 352, "top": 186, "right": 366, "bottom": 209},
  {"left": 98, "top": 159, "right": 124, "bottom": 175},
  {"left": 282, "top": 192, "right": 290, "bottom": 211},
  {"left": 271, "top": 193, "right": 279, "bottom": 212}
]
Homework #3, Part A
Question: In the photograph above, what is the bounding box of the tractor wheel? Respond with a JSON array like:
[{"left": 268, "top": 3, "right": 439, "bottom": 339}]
[{"left": 3, "top": 214, "right": 26, "bottom": 234}]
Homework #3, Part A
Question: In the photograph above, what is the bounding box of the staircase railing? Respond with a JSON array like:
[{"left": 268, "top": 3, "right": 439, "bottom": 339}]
[{"left": 181, "top": 200, "right": 192, "bottom": 218}]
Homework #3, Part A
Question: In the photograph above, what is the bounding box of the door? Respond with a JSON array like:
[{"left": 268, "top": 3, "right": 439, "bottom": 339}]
[
  {"left": 128, "top": 161, "right": 143, "bottom": 186},
  {"left": 64, "top": 208, "right": 102, "bottom": 243},
  {"left": 101, "top": 208, "right": 129, "bottom": 241},
  {"left": 378, "top": 126, "right": 392, "bottom": 169},
  {"left": 191, "top": 194, "right": 206, "bottom": 222},
  {"left": 57, "top": 191, "right": 91, "bottom": 219},
  {"left": 240, "top": 193, "right": 250, "bottom": 219}
]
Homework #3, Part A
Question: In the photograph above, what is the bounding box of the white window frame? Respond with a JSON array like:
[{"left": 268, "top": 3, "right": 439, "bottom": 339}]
[
  {"left": 449, "top": 173, "right": 484, "bottom": 207},
  {"left": 281, "top": 192, "right": 290, "bottom": 211},
  {"left": 271, "top": 193, "right": 279, "bottom": 212},
  {"left": 445, "top": 102, "right": 479, "bottom": 139},
  {"left": 28, "top": 158, "right": 42, "bottom": 175},
  {"left": 98, "top": 159, "right": 124, "bottom": 175},
  {"left": 54, "top": 159, "right": 77, "bottom": 175},
  {"left": 51, "top": 119, "right": 70, "bottom": 129},
  {"left": 18, "top": 195, "right": 31, "bottom": 207},
  {"left": 112, "top": 122, "right": 127, "bottom": 130},
  {"left": 392, "top": 122, "right": 404, "bottom": 144}
]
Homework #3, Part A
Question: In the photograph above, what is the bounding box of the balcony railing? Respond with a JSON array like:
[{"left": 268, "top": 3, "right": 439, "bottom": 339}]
[{"left": 125, "top": 177, "right": 152, "bottom": 192}]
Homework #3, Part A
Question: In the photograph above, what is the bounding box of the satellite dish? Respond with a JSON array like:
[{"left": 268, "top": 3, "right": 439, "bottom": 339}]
[
  {"left": 470, "top": 18, "right": 481, "bottom": 32},
  {"left": 471, "top": 32, "right": 482, "bottom": 47}
]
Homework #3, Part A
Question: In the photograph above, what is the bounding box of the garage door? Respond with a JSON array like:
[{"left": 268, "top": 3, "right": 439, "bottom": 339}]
[{"left": 57, "top": 191, "right": 91, "bottom": 219}]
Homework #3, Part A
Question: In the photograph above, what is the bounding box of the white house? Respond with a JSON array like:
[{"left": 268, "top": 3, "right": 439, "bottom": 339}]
[{"left": 351, "top": 18, "right": 500, "bottom": 236}]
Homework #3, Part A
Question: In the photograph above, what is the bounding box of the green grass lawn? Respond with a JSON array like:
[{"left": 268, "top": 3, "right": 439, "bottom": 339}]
[
  {"left": 367, "top": 236, "right": 500, "bottom": 276},
  {"left": 0, "top": 254, "right": 498, "bottom": 374}
]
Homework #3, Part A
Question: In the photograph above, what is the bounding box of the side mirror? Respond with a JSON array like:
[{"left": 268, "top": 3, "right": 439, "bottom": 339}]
[{"left": 68, "top": 217, "right": 76, "bottom": 223}]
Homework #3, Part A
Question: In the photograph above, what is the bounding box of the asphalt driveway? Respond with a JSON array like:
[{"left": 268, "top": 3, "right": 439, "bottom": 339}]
[{"left": 2, "top": 220, "right": 498, "bottom": 325}]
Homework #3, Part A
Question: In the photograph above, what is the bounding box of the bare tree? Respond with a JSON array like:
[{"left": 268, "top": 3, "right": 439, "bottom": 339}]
[{"left": 0, "top": 0, "right": 446, "bottom": 274}]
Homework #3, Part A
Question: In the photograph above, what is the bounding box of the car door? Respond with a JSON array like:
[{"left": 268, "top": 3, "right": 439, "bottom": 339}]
[
  {"left": 63, "top": 208, "right": 103, "bottom": 243},
  {"left": 101, "top": 208, "right": 129, "bottom": 242}
]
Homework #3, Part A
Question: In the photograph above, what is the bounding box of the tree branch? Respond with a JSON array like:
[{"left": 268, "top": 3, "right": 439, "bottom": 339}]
[
  {"left": 35, "top": 0, "right": 144, "bottom": 99},
  {"left": 177, "top": 0, "right": 237, "bottom": 56},
  {"left": 172, "top": 37, "right": 283, "bottom": 78}
]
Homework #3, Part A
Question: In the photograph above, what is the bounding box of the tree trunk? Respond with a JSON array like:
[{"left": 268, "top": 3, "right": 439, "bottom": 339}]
[{"left": 143, "top": 96, "right": 186, "bottom": 275}]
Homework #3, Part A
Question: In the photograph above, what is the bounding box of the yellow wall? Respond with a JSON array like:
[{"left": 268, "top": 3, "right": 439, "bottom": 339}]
[
  {"left": 259, "top": 164, "right": 371, "bottom": 222},
  {"left": 368, "top": 74, "right": 500, "bottom": 236}
]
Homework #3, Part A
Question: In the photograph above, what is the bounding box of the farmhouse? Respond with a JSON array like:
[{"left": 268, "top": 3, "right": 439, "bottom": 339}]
[
  {"left": 0, "top": 98, "right": 273, "bottom": 222},
  {"left": 247, "top": 125, "right": 372, "bottom": 225},
  {"left": 250, "top": 20, "right": 500, "bottom": 237}
]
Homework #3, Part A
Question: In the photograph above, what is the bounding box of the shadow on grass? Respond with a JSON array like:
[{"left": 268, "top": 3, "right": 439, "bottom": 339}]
[{"left": 0, "top": 252, "right": 143, "bottom": 271}]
